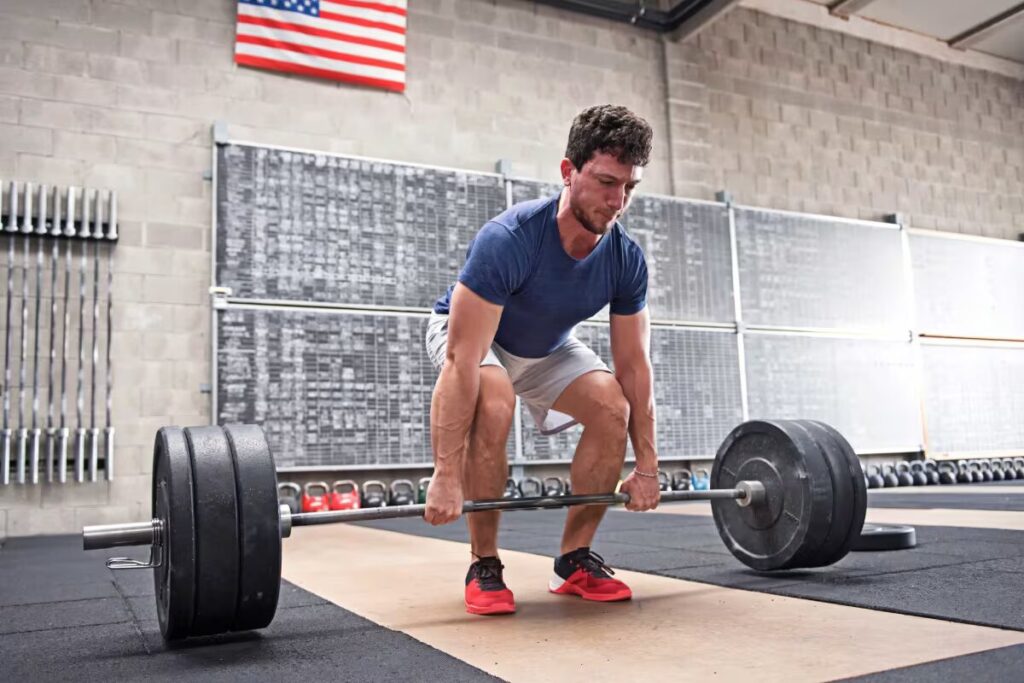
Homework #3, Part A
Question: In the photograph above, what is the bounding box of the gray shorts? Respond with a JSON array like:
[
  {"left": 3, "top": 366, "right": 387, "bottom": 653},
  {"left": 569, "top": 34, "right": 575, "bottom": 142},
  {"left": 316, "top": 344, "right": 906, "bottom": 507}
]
[{"left": 424, "top": 312, "right": 611, "bottom": 435}]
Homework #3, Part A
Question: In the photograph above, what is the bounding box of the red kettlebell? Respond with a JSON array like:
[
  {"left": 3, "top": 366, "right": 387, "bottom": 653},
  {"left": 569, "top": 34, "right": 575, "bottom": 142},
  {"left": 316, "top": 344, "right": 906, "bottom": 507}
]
[
  {"left": 301, "top": 481, "right": 330, "bottom": 513},
  {"left": 328, "top": 479, "right": 361, "bottom": 511}
]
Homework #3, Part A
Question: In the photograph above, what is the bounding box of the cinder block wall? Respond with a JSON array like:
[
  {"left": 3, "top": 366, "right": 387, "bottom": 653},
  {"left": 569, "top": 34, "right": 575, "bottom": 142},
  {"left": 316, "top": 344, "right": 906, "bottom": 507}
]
[
  {"left": 664, "top": 7, "right": 1024, "bottom": 237},
  {"left": 0, "top": 0, "right": 1020, "bottom": 537}
]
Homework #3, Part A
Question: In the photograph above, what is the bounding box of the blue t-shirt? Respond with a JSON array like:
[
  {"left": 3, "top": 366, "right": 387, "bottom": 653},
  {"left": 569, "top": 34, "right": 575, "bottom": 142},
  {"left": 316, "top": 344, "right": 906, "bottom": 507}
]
[{"left": 433, "top": 194, "right": 648, "bottom": 358}]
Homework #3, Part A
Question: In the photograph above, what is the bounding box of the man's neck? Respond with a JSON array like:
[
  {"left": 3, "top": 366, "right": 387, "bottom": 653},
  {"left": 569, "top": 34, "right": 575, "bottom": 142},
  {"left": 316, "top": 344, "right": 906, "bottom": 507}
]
[{"left": 556, "top": 189, "right": 602, "bottom": 260}]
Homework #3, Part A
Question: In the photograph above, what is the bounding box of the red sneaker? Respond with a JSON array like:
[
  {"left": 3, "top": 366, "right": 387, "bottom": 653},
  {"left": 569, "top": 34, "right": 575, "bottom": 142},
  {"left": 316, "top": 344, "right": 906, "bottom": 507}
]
[
  {"left": 549, "top": 547, "right": 632, "bottom": 602},
  {"left": 465, "top": 557, "right": 515, "bottom": 615}
]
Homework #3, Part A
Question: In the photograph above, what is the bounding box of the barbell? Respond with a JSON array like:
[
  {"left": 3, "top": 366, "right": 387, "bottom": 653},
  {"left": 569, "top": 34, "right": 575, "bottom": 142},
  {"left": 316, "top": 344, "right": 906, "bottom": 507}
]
[{"left": 81, "top": 418, "right": 867, "bottom": 641}]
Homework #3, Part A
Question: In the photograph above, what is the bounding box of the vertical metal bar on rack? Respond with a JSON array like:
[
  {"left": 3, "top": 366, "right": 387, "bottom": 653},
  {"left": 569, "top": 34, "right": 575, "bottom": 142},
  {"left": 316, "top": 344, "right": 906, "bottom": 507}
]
[
  {"left": 45, "top": 188, "right": 61, "bottom": 483},
  {"left": 28, "top": 186, "right": 46, "bottom": 484},
  {"left": 74, "top": 190, "right": 90, "bottom": 483},
  {"left": 104, "top": 192, "right": 116, "bottom": 481},
  {"left": 1, "top": 181, "right": 15, "bottom": 485},
  {"left": 57, "top": 188, "right": 75, "bottom": 484},
  {"left": 17, "top": 183, "right": 33, "bottom": 484},
  {"left": 88, "top": 193, "right": 102, "bottom": 482}
]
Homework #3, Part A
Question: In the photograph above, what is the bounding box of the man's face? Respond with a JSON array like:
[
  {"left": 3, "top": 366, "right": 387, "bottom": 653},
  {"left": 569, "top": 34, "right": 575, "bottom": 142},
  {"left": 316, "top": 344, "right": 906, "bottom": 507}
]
[{"left": 563, "top": 151, "right": 643, "bottom": 236}]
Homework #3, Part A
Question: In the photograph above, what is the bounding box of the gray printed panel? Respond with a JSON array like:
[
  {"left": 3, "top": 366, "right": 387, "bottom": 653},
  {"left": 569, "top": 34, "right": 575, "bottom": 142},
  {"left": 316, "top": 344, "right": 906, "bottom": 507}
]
[
  {"left": 217, "top": 307, "right": 517, "bottom": 468},
  {"left": 215, "top": 144, "right": 505, "bottom": 307},
  {"left": 910, "top": 232, "right": 1024, "bottom": 340},
  {"left": 921, "top": 342, "right": 1024, "bottom": 455},
  {"left": 510, "top": 178, "right": 560, "bottom": 205},
  {"left": 744, "top": 333, "right": 921, "bottom": 452},
  {"left": 619, "top": 195, "right": 733, "bottom": 324},
  {"left": 518, "top": 324, "right": 743, "bottom": 461},
  {"left": 736, "top": 209, "right": 908, "bottom": 332},
  {"left": 511, "top": 181, "right": 733, "bottom": 324}
]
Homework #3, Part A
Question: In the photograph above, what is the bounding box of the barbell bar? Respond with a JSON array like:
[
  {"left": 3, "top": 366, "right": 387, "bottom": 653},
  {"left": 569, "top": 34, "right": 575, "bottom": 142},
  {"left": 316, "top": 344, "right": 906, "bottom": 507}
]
[
  {"left": 80, "top": 418, "right": 867, "bottom": 641},
  {"left": 84, "top": 481, "right": 766, "bottom": 551}
]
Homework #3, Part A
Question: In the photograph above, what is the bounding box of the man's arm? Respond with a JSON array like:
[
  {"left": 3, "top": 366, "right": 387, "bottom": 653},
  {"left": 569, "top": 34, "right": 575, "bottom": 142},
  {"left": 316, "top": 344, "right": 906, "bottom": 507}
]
[
  {"left": 610, "top": 306, "right": 657, "bottom": 472},
  {"left": 425, "top": 283, "right": 503, "bottom": 524}
]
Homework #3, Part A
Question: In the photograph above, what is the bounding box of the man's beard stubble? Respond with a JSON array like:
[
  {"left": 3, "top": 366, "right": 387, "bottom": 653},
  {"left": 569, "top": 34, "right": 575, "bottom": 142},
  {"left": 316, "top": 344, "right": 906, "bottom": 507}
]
[{"left": 571, "top": 203, "right": 614, "bottom": 236}]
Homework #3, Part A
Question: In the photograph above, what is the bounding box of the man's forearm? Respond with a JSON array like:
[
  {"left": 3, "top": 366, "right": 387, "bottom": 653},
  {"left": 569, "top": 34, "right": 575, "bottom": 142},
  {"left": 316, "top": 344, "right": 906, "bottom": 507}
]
[
  {"left": 430, "top": 360, "right": 480, "bottom": 478},
  {"left": 616, "top": 363, "right": 657, "bottom": 470}
]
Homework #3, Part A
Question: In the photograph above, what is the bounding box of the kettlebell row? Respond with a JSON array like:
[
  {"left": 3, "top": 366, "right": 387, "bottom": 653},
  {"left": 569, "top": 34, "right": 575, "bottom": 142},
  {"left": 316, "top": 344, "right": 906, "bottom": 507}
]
[
  {"left": 279, "top": 457, "right": 1021, "bottom": 515},
  {"left": 277, "top": 468, "right": 718, "bottom": 513},
  {"left": 863, "top": 458, "right": 1024, "bottom": 488}
]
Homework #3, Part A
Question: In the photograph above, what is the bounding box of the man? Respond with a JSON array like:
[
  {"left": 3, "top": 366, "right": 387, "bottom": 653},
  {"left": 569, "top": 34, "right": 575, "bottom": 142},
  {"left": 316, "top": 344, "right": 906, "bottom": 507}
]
[{"left": 424, "top": 104, "right": 660, "bottom": 616}]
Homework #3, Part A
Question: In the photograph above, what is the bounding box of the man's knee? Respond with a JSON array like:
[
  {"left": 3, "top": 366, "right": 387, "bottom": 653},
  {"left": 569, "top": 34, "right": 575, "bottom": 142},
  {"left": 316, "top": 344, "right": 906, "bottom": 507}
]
[{"left": 471, "top": 383, "right": 515, "bottom": 451}]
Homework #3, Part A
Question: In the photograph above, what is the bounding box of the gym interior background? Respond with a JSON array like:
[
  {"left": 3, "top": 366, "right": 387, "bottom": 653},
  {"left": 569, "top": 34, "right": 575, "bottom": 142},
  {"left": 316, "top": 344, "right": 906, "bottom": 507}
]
[
  {"left": 1, "top": 0, "right": 1023, "bottom": 679},
  {"left": 0, "top": 0, "right": 1021, "bottom": 536}
]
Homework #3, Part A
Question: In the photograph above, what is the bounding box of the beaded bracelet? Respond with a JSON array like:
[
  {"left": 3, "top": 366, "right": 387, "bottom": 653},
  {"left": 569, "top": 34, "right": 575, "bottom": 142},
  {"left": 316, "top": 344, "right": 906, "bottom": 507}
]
[{"left": 632, "top": 467, "right": 660, "bottom": 479}]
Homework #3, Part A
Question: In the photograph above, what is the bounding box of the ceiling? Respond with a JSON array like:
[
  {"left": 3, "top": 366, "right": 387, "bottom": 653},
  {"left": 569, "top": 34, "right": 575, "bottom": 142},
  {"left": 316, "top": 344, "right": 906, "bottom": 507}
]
[
  {"left": 536, "top": 0, "right": 1024, "bottom": 66},
  {"left": 806, "top": 0, "right": 1024, "bottom": 63}
]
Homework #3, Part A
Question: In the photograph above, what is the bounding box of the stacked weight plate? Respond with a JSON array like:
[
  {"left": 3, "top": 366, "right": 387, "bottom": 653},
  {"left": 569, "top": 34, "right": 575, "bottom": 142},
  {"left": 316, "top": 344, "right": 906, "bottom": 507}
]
[
  {"left": 710, "top": 419, "right": 867, "bottom": 571},
  {"left": 795, "top": 420, "right": 869, "bottom": 567},
  {"left": 151, "top": 424, "right": 281, "bottom": 640}
]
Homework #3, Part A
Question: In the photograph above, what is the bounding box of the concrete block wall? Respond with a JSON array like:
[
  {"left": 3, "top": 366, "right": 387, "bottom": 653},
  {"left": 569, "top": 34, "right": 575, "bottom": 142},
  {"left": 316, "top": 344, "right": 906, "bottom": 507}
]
[
  {"left": 0, "top": 0, "right": 1021, "bottom": 536},
  {"left": 664, "top": 7, "right": 1024, "bottom": 238}
]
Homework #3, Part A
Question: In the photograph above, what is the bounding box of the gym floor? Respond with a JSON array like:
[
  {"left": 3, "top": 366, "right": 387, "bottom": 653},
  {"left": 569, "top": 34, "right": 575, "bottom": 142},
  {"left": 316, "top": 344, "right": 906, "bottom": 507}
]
[{"left": 4, "top": 482, "right": 1024, "bottom": 682}]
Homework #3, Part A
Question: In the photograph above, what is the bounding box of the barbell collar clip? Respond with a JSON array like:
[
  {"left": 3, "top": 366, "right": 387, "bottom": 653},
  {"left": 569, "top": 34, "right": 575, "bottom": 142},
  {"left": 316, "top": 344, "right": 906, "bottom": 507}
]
[{"left": 106, "top": 539, "right": 163, "bottom": 571}]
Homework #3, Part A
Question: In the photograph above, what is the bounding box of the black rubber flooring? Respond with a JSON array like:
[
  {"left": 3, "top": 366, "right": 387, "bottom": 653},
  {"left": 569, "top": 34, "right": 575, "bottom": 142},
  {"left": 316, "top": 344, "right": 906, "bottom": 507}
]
[
  {"left": 867, "top": 479, "right": 1024, "bottom": 511},
  {"left": 866, "top": 494, "right": 1024, "bottom": 510},
  {"left": 0, "top": 535, "right": 498, "bottom": 682},
  {"left": 836, "top": 644, "right": 1024, "bottom": 683},
  {"left": 868, "top": 489, "right": 1024, "bottom": 509},
  {"left": 3, "top": 482, "right": 1022, "bottom": 681}
]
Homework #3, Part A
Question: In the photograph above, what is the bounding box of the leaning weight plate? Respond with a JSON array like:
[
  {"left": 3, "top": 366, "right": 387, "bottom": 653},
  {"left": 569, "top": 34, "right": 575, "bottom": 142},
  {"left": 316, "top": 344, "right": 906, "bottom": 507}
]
[
  {"left": 711, "top": 420, "right": 834, "bottom": 571},
  {"left": 223, "top": 424, "right": 281, "bottom": 632},
  {"left": 153, "top": 427, "right": 196, "bottom": 640},
  {"left": 185, "top": 426, "right": 241, "bottom": 637},
  {"left": 794, "top": 420, "right": 866, "bottom": 567},
  {"left": 851, "top": 523, "right": 917, "bottom": 551}
]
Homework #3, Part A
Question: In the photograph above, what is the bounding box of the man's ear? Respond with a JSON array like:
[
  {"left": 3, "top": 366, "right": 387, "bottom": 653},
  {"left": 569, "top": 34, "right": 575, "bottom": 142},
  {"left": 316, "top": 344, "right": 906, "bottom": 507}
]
[{"left": 559, "top": 158, "right": 575, "bottom": 186}]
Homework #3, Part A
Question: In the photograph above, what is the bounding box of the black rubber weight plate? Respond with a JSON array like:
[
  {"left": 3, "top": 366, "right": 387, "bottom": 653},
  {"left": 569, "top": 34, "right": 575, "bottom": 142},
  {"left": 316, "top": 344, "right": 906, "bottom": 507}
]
[
  {"left": 852, "top": 523, "right": 917, "bottom": 551},
  {"left": 795, "top": 420, "right": 867, "bottom": 567},
  {"left": 790, "top": 420, "right": 854, "bottom": 568},
  {"left": 223, "top": 423, "right": 281, "bottom": 632},
  {"left": 185, "top": 426, "right": 241, "bottom": 637},
  {"left": 152, "top": 427, "right": 196, "bottom": 640},
  {"left": 809, "top": 420, "right": 868, "bottom": 555},
  {"left": 711, "top": 420, "right": 834, "bottom": 571}
]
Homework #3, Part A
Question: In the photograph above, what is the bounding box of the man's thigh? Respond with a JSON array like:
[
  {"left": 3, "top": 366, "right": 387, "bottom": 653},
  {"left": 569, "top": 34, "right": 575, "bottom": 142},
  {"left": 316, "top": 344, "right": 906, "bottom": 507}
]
[
  {"left": 550, "top": 369, "right": 628, "bottom": 428},
  {"left": 503, "top": 335, "right": 611, "bottom": 435}
]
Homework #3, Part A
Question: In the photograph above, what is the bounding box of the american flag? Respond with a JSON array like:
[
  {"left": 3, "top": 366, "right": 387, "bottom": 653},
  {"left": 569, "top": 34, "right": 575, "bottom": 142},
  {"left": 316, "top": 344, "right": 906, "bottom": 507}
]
[{"left": 235, "top": 0, "right": 407, "bottom": 93}]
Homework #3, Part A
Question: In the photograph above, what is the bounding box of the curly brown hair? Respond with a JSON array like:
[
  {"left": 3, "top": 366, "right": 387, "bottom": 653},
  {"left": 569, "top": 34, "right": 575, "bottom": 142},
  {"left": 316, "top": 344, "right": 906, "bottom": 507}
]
[{"left": 564, "top": 105, "right": 653, "bottom": 170}]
